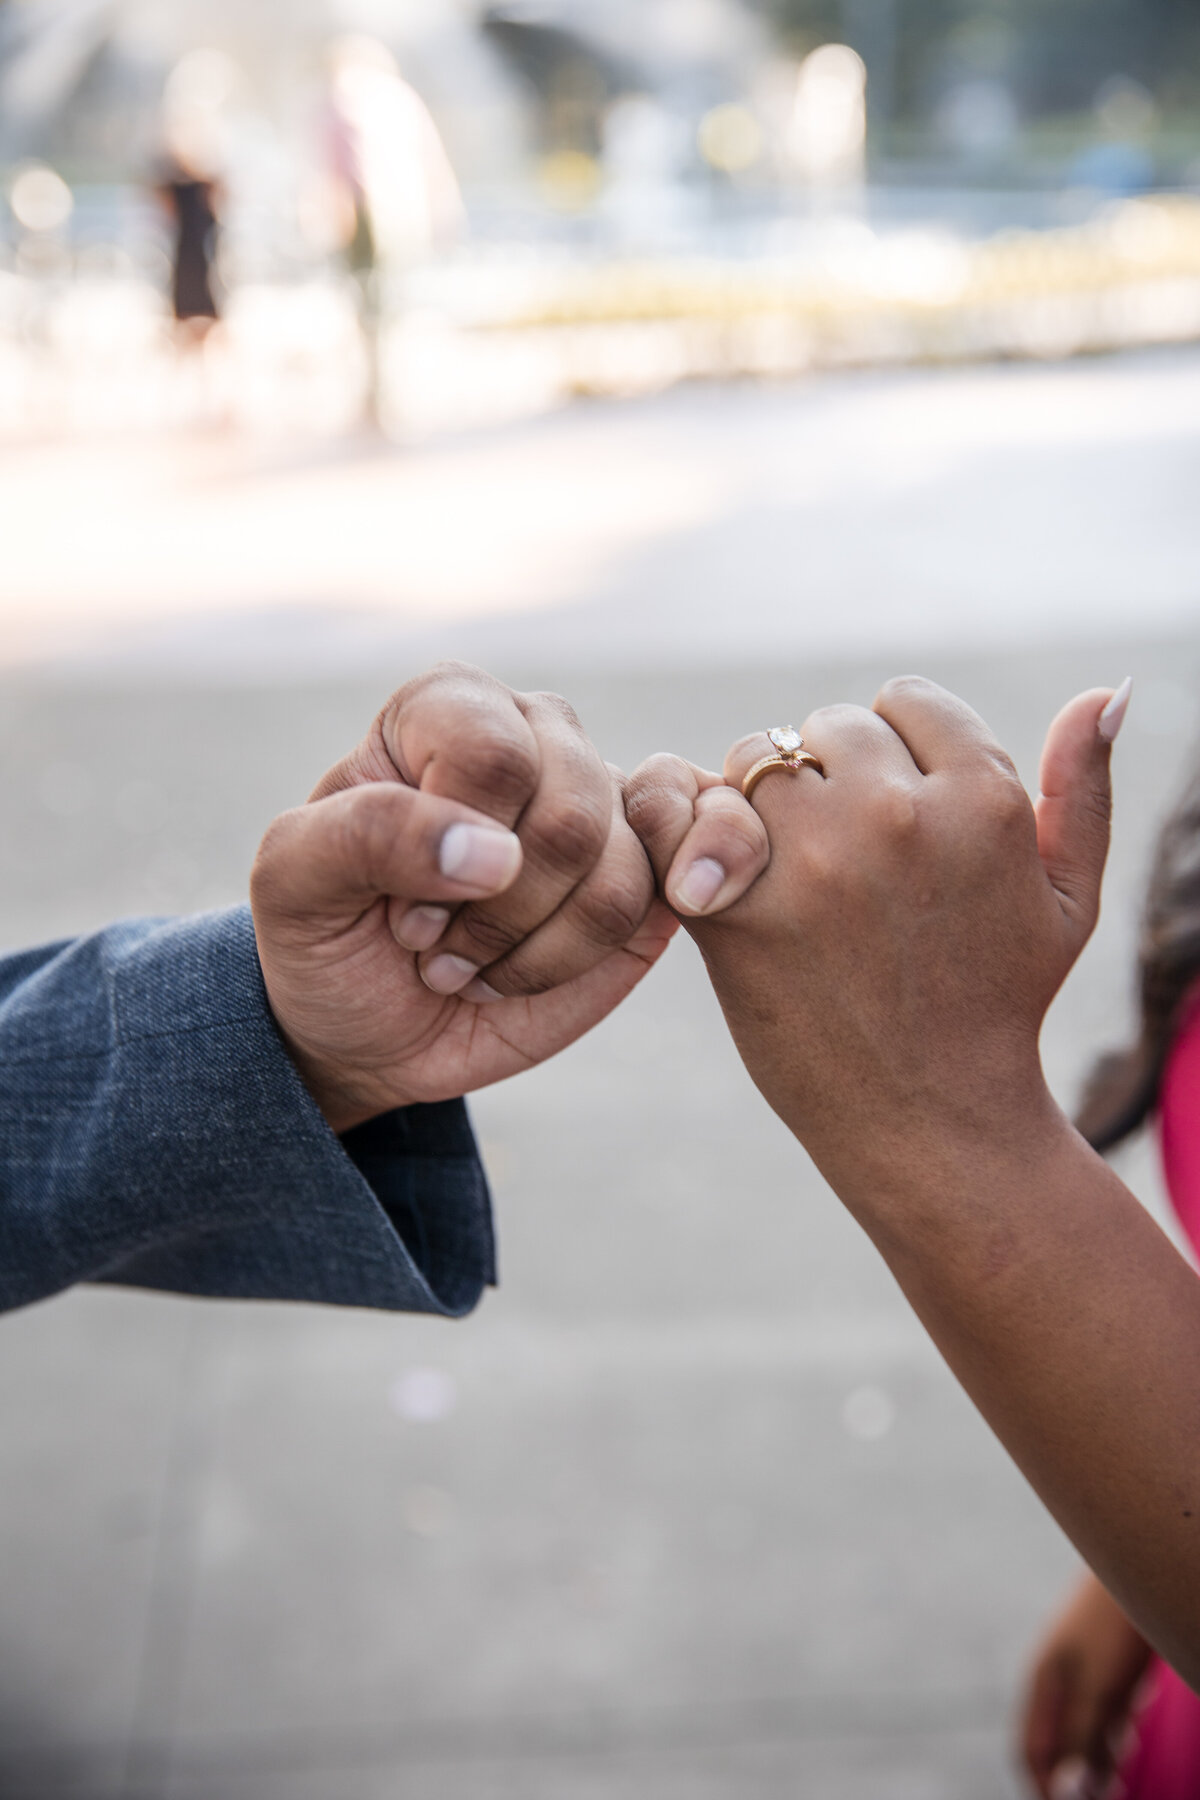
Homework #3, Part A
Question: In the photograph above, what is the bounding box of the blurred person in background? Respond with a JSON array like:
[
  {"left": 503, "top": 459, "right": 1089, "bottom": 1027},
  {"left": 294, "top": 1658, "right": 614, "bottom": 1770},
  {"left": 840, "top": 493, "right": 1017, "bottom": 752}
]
[
  {"left": 1020, "top": 744, "right": 1200, "bottom": 1800},
  {"left": 158, "top": 148, "right": 222, "bottom": 344},
  {"left": 323, "top": 35, "right": 464, "bottom": 423},
  {"left": 156, "top": 86, "right": 225, "bottom": 351}
]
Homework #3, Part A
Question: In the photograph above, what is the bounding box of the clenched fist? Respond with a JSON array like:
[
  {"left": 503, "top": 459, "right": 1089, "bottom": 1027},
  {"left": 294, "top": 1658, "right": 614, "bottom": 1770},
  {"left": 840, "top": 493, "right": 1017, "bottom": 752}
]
[{"left": 251, "top": 663, "right": 683, "bottom": 1131}]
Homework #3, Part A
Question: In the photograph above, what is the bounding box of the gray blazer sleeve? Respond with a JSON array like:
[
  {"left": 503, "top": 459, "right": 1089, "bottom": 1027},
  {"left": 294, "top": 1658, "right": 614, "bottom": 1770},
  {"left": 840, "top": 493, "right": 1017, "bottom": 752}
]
[{"left": 0, "top": 905, "right": 496, "bottom": 1316}]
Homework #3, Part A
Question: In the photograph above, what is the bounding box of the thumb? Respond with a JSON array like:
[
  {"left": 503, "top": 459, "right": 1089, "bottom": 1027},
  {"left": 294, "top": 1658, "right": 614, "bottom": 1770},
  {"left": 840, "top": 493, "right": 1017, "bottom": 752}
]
[
  {"left": 1034, "top": 679, "right": 1131, "bottom": 936},
  {"left": 251, "top": 782, "right": 522, "bottom": 934}
]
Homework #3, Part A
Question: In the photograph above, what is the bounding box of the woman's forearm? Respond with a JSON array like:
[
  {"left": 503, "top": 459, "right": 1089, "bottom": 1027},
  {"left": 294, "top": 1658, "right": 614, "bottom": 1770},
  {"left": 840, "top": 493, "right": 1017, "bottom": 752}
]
[{"left": 823, "top": 1105, "right": 1200, "bottom": 1687}]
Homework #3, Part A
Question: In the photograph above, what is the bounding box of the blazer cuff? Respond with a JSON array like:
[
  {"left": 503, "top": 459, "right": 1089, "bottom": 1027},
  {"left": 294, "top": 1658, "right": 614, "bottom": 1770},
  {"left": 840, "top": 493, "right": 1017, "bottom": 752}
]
[{"left": 91, "top": 905, "right": 496, "bottom": 1315}]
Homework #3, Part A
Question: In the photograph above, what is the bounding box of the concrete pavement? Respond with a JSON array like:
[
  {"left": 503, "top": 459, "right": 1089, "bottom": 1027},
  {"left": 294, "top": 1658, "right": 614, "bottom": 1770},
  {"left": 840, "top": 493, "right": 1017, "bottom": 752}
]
[{"left": 1, "top": 634, "right": 1198, "bottom": 1797}]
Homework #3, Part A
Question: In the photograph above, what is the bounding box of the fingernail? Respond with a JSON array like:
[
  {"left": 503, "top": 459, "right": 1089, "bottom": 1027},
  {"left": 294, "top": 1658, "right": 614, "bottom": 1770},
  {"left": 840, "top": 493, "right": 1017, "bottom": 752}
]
[
  {"left": 672, "top": 856, "right": 726, "bottom": 914},
  {"left": 1098, "top": 675, "right": 1133, "bottom": 743},
  {"left": 438, "top": 823, "right": 521, "bottom": 888},
  {"left": 392, "top": 904, "right": 450, "bottom": 951},
  {"left": 461, "top": 976, "right": 504, "bottom": 1004},
  {"left": 421, "top": 952, "right": 480, "bottom": 995}
]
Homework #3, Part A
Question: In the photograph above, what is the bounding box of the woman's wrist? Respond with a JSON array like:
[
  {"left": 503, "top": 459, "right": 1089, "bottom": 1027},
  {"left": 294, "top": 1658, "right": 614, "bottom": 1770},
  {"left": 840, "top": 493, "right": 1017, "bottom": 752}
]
[{"left": 801, "top": 1072, "right": 1073, "bottom": 1255}]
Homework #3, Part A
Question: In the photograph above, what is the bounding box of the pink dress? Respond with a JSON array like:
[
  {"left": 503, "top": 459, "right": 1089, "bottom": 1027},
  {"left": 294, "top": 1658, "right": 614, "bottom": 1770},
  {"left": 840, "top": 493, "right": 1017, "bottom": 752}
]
[{"left": 1118, "top": 1003, "right": 1200, "bottom": 1797}]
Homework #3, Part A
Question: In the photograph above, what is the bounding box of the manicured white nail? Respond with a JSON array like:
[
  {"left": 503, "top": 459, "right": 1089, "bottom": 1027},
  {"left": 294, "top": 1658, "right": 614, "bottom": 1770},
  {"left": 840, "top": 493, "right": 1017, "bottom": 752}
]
[
  {"left": 1098, "top": 676, "right": 1133, "bottom": 743},
  {"left": 461, "top": 975, "right": 504, "bottom": 1004},
  {"left": 673, "top": 856, "right": 726, "bottom": 914},
  {"left": 438, "top": 823, "right": 521, "bottom": 888},
  {"left": 421, "top": 952, "right": 480, "bottom": 995},
  {"left": 392, "top": 905, "right": 450, "bottom": 951}
]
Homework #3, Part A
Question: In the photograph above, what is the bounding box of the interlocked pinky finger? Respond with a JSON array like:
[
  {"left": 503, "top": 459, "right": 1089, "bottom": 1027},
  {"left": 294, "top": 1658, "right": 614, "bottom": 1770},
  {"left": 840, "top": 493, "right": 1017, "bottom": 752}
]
[
  {"left": 663, "top": 784, "right": 770, "bottom": 917},
  {"left": 623, "top": 753, "right": 771, "bottom": 918}
]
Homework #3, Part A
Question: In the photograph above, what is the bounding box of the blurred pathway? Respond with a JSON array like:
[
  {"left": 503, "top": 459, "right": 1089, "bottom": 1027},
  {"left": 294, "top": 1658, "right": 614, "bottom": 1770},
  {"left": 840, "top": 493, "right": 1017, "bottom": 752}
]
[{"left": 3, "top": 346, "right": 1198, "bottom": 678}]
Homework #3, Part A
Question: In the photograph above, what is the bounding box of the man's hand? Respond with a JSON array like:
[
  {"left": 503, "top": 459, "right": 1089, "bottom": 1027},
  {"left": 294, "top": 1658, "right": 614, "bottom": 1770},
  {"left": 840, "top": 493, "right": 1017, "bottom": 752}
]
[
  {"left": 254, "top": 666, "right": 776, "bottom": 1132},
  {"left": 625, "top": 677, "right": 1121, "bottom": 1191},
  {"left": 252, "top": 664, "right": 680, "bottom": 1133}
]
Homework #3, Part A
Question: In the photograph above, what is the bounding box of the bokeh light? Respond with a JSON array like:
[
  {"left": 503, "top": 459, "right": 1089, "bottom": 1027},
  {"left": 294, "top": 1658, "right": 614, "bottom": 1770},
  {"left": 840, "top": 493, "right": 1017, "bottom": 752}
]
[
  {"left": 790, "top": 43, "right": 866, "bottom": 185},
  {"left": 697, "top": 102, "right": 763, "bottom": 175},
  {"left": 10, "top": 164, "right": 73, "bottom": 232}
]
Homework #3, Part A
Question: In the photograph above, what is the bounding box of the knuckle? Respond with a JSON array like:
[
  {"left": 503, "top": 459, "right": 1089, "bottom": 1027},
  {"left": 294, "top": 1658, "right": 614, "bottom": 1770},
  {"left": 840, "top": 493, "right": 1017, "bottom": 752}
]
[
  {"left": 376, "top": 662, "right": 484, "bottom": 735},
  {"left": 527, "top": 689, "right": 584, "bottom": 734},
  {"left": 805, "top": 701, "right": 868, "bottom": 735},
  {"left": 706, "top": 804, "right": 768, "bottom": 867},
  {"left": 573, "top": 869, "right": 651, "bottom": 946},
  {"left": 988, "top": 771, "right": 1032, "bottom": 829},
  {"left": 423, "top": 658, "right": 493, "bottom": 691},
  {"left": 489, "top": 954, "right": 559, "bottom": 998},
  {"left": 640, "top": 752, "right": 691, "bottom": 781},
  {"left": 453, "top": 906, "right": 526, "bottom": 963},
  {"left": 875, "top": 673, "right": 935, "bottom": 710},
  {"left": 874, "top": 783, "right": 921, "bottom": 843},
  {"left": 623, "top": 757, "right": 692, "bottom": 835},
  {"left": 794, "top": 837, "right": 842, "bottom": 899},
  {"left": 961, "top": 774, "right": 1032, "bottom": 853},
  {"left": 452, "top": 734, "right": 540, "bottom": 811},
  {"left": 382, "top": 663, "right": 532, "bottom": 795},
  {"left": 387, "top": 660, "right": 506, "bottom": 714},
  {"left": 382, "top": 660, "right": 491, "bottom": 719},
  {"left": 524, "top": 794, "right": 609, "bottom": 876}
]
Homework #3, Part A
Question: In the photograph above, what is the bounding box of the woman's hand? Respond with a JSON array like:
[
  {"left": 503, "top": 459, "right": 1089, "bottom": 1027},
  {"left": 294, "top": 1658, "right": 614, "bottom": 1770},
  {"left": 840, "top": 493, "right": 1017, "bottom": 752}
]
[
  {"left": 626, "top": 676, "right": 1123, "bottom": 1202},
  {"left": 1020, "top": 1572, "right": 1152, "bottom": 1800}
]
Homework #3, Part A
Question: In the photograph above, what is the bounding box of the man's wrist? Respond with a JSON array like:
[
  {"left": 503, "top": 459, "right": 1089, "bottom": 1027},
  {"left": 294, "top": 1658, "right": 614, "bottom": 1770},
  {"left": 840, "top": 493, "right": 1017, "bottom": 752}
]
[{"left": 266, "top": 1022, "right": 394, "bottom": 1136}]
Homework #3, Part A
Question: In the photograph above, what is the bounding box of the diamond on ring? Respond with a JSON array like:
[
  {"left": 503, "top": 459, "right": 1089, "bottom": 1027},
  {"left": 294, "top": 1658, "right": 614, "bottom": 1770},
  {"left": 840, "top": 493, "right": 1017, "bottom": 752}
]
[{"left": 741, "top": 728, "right": 825, "bottom": 801}]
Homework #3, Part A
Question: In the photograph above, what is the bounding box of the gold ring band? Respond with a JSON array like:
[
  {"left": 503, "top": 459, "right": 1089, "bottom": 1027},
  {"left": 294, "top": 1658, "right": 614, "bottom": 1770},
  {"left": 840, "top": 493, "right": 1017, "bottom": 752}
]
[{"left": 741, "top": 749, "right": 824, "bottom": 801}]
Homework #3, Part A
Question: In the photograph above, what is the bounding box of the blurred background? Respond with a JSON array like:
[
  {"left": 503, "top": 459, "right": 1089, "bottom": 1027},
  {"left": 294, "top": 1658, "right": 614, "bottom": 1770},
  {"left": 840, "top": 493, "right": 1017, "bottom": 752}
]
[{"left": 1, "top": 0, "right": 1199, "bottom": 1796}]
